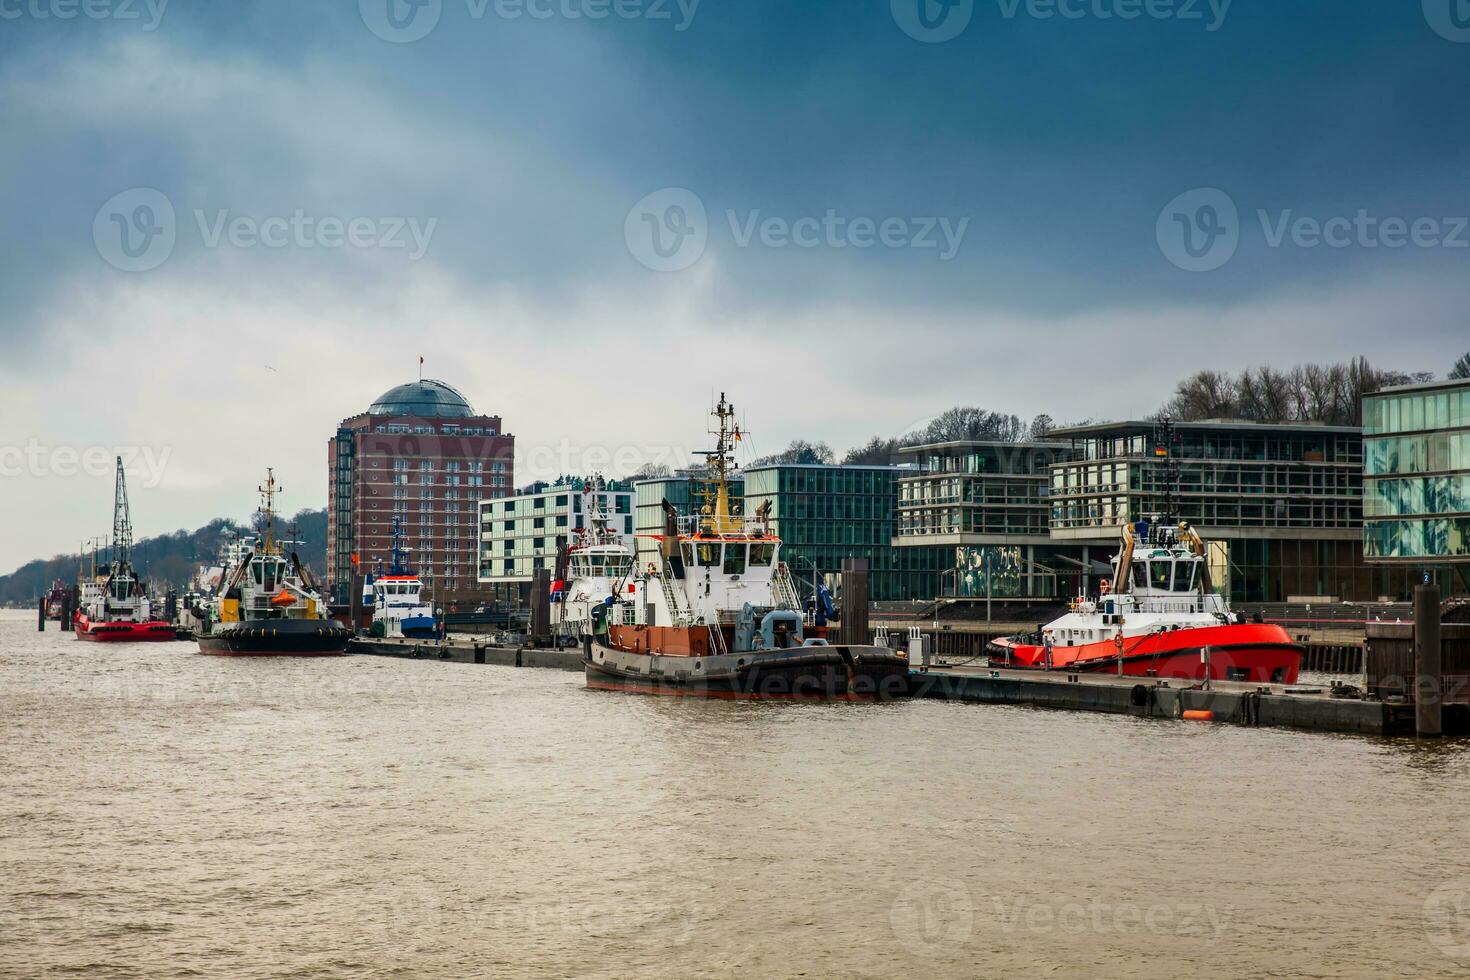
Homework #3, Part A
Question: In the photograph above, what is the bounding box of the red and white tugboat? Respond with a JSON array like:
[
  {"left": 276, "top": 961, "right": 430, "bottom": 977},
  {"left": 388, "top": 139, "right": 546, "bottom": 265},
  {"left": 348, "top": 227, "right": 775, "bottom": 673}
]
[
  {"left": 581, "top": 395, "right": 909, "bottom": 700},
  {"left": 988, "top": 517, "right": 1302, "bottom": 683},
  {"left": 74, "top": 457, "right": 177, "bottom": 643}
]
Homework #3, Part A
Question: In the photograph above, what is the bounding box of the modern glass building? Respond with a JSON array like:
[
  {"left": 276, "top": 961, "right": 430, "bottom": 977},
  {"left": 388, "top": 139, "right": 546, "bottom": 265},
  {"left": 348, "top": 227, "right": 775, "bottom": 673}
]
[
  {"left": 1047, "top": 420, "right": 1381, "bottom": 603},
  {"left": 477, "top": 479, "right": 634, "bottom": 603},
  {"left": 743, "top": 464, "right": 946, "bottom": 602},
  {"left": 893, "top": 440, "right": 1077, "bottom": 599},
  {"left": 1363, "top": 377, "right": 1470, "bottom": 572}
]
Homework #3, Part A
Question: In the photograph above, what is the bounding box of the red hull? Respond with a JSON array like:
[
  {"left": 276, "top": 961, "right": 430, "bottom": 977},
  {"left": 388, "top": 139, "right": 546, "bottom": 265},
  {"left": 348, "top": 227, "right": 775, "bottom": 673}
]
[
  {"left": 991, "top": 623, "right": 1303, "bottom": 685},
  {"left": 74, "top": 617, "right": 177, "bottom": 642}
]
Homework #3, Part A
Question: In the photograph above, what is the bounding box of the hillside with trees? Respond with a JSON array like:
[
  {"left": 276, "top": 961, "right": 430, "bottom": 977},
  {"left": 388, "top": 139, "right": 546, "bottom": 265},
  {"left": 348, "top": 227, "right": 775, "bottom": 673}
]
[{"left": 0, "top": 509, "right": 326, "bottom": 606}]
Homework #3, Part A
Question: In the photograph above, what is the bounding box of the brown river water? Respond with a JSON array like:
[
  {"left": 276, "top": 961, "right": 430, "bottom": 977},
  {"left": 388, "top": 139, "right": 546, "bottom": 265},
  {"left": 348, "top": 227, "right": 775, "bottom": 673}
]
[{"left": 4, "top": 609, "right": 1470, "bottom": 979}]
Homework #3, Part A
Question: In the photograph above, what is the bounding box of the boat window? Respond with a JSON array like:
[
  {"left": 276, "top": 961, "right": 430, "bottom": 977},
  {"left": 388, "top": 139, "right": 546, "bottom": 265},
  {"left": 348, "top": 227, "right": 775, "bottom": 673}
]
[
  {"left": 1150, "top": 561, "right": 1171, "bottom": 590},
  {"left": 681, "top": 543, "right": 694, "bottom": 566},
  {"left": 723, "top": 544, "right": 747, "bottom": 576},
  {"left": 1131, "top": 560, "right": 1148, "bottom": 590},
  {"left": 609, "top": 555, "right": 632, "bottom": 577},
  {"left": 696, "top": 543, "right": 719, "bottom": 566},
  {"left": 749, "top": 543, "right": 775, "bottom": 567}
]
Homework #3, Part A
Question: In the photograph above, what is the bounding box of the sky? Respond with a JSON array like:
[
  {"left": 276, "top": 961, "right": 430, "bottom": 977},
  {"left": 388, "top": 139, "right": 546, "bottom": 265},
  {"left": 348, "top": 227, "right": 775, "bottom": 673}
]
[{"left": 1, "top": 0, "right": 1467, "bottom": 574}]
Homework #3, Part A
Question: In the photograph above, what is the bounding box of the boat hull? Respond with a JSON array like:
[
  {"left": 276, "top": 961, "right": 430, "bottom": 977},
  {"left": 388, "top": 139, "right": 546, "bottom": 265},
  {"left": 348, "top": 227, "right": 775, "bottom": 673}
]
[
  {"left": 584, "top": 641, "right": 910, "bottom": 700},
  {"left": 197, "top": 618, "right": 350, "bottom": 657},
  {"left": 990, "top": 623, "right": 1303, "bottom": 684},
  {"left": 74, "top": 618, "right": 177, "bottom": 642}
]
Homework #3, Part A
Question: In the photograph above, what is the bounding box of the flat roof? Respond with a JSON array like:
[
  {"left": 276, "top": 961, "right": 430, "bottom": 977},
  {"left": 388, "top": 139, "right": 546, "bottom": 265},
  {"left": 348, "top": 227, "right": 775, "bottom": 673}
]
[
  {"left": 1367, "top": 376, "right": 1470, "bottom": 397},
  {"left": 1049, "top": 418, "right": 1361, "bottom": 437},
  {"left": 742, "top": 462, "right": 910, "bottom": 472},
  {"left": 897, "top": 439, "right": 1073, "bottom": 453}
]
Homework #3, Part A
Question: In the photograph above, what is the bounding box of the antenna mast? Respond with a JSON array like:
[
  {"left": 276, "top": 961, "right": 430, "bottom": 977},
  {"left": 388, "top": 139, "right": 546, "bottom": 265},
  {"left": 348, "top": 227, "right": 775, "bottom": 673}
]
[
  {"left": 258, "top": 469, "right": 281, "bottom": 555},
  {"left": 111, "top": 456, "right": 133, "bottom": 567}
]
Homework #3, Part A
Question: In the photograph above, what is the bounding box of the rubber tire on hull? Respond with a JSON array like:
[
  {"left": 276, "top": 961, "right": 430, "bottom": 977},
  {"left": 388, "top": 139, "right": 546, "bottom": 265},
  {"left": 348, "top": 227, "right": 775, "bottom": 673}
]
[{"left": 197, "top": 618, "right": 350, "bottom": 656}]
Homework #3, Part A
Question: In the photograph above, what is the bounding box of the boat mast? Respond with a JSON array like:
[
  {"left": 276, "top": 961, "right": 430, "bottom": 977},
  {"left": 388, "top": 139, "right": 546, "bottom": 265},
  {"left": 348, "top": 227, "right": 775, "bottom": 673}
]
[
  {"left": 695, "top": 393, "right": 743, "bottom": 534},
  {"left": 257, "top": 469, "right": 280, "bottom": 555},
  {"left": 111, "top": 456, "right": 133, "bottom": 569}
]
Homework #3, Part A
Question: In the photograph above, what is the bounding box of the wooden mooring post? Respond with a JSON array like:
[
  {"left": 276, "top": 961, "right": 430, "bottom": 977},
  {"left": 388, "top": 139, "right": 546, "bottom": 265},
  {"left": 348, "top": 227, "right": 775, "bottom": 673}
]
[{"left": 1415, "top": 584, "right": 1443, "bottom": 738}]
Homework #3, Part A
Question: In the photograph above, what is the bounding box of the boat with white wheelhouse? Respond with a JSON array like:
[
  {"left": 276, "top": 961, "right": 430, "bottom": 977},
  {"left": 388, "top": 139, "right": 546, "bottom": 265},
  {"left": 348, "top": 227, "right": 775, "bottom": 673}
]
[
  {"left": 196, "top": 470, "right": 349, "bottom": 656},
  {"left": 580, "top": 395, "right": 908, "bottom": 700},
  {"left": 990, "top": 517, "right": 1303, "bottom": 683},
  {"left": 551, "top": 477, "right": 635, "bottom": 637},
  {"left": 367, "top": 518, "right": 438, "bottom": 639}
]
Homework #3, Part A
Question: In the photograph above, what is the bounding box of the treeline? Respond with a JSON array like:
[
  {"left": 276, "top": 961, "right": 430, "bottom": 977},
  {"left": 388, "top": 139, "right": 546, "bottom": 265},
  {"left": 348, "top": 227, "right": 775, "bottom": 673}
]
[
  {"left": 753, "top": 407, "right": 1060, "bottom": 467},
  {"left": 0, "top": 509, "right": 326, "bottom": 605},
  {"left": 751, "top": 350, "right": 1469, "bottom": 468},
  {"left": 1159, "top": 357, "right": 1439, "bottom": 427}
]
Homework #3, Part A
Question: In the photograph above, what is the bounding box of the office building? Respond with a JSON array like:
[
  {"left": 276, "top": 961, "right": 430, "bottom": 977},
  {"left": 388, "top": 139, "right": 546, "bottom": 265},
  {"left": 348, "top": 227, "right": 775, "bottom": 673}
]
[
  {"left": 893, "top": 440, "right": 1076, "bottom": 599},
  {"left": 328, "top": 379, "right": 513, "bottom": 605},
  {"left": 1363, "top": 378, "right": 1470, "bottom": 591},
  {"left": 477, "top": 479, "right": 635, "bottom": 603},
  {"left": 1047, "top": 419, "right": 1377, "bottom": 602},
  {"left": 743, "top": 463, "right": 946, "bottom": 602}
]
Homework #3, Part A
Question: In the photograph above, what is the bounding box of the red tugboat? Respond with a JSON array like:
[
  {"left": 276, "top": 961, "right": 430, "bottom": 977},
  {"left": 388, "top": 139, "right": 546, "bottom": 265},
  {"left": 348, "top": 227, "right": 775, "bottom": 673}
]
[
  {"left": 43, "top": 580, "right": 68, "bottom": 622},
  {"left": 74, "top": 457, "right": 177, "bottom": 643},
  {"left": 989, "top": 517, "right": 1302, "bottom": 684}
]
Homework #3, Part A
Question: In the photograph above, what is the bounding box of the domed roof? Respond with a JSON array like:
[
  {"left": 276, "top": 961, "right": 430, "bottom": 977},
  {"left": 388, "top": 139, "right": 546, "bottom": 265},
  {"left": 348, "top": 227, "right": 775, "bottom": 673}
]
[{"left": 368, "top": 380, "right": 476, "bottom": 418}]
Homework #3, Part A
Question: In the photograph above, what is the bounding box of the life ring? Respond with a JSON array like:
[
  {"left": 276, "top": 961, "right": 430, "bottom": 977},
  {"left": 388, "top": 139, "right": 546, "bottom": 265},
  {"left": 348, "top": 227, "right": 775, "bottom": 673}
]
[
  {"left": 646, "top": 562, "right": 657, "bottom": 577},
  {"left": 1114, "top": 634, "right": 1125, "bottom": 653},
  {"left": 1100, "top": 580, "right": 1112, "bottom": 595}
]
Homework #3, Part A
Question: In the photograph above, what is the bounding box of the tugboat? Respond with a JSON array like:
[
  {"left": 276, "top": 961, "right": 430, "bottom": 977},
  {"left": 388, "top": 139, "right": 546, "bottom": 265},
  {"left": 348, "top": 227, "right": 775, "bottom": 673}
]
[
  {"left": 74, "top": 457, "right": 177, "bottom": 642},
  {"left": 581, "top": 395, "right": 909, "bottom": 700},
  {"left": 367, "top": 518, "right": 439, "bottom": 639},
  {"left": 550, "top": 477, "right": 635, "bottom": 642},
  {"left": 989, "top": 421, "right": 1302, "bottom": 684},
  {"left": 196, "top": 470, "right": 350, "bottom": 656},
  {"left": 43, "top": 580, "right": 69, "bottom": 622}
]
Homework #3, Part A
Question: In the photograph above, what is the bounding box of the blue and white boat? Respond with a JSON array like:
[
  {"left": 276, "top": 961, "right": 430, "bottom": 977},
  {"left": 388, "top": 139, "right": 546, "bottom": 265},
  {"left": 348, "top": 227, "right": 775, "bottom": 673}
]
[{"left": 366, "top": 519, "right": 439, "bottom": 639}]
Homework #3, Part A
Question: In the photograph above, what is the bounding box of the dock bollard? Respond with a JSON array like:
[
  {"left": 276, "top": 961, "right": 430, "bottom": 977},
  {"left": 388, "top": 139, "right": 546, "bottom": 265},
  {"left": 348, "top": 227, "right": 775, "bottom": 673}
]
[{"left": 37, "top": 596, "right": 46, "bottom": 632}]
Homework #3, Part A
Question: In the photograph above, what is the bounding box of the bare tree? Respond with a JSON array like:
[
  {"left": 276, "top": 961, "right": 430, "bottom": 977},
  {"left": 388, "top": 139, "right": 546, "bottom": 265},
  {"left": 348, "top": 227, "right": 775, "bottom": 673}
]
[
  {"left": 631, "top": 463, "right": 672, "bottom": 480},
  {"left": 843, "top": 436, "right": 904, "bottom": 465},
  {"left": 1450, "top": 352, "right": 1469, "bottom": 380},
  {"left": 1161, "top": 371, "right": 1238, "bottom": 420},
  {"left": 751, "top": 440, "right": 836, "bottom": 467},
  {"left": 1028, "top": 413, "right": 1055, "bottom": 440}
]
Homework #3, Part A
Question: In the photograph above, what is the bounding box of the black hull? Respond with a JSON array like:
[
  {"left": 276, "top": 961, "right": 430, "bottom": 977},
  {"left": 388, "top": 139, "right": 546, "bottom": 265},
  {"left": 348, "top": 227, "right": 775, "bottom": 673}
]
[
  {"left": 585, "top": 644, "right": 910, "bottom": 700},
  {"left": 197, "top": 619, "right": 350, "bottom": 656}
]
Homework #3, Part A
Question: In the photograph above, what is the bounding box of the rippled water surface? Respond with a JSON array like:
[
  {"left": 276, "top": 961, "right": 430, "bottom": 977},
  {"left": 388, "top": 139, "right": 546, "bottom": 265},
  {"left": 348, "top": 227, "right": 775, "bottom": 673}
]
[{"left": 5, "top": 609, "right": 1470, "bottom": 979}]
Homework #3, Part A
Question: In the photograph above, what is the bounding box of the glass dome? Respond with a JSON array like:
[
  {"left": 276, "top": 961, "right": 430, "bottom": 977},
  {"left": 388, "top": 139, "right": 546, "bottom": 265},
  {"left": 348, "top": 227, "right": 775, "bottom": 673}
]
[{"left": 368, "top": 380, "right": 476, "bottom": 418}]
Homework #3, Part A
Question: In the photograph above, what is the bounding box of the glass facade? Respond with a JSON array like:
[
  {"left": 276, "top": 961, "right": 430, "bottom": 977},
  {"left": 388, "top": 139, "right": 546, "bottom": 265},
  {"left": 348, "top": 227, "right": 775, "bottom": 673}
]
[
  {"left": 1049, "top": 423, "right": 1363, "bottom": 533},
  {"left": 897, "top": 442, "right": 1071, "bottom": 538},
  {"left": 477, "top": 481, "right": 633, "bottom": 582},
  {"left": 1363, "top": 380, "right": 1470, "bottom": 563},
  {"left": 743, "top": 465, "right": 945, "bottom": 601}
]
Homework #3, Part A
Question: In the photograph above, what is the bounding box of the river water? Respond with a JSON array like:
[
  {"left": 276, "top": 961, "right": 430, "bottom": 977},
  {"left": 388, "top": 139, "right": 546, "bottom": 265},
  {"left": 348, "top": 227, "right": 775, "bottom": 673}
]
[{"left": 4, "top": 609, "right": 1470, "bottom": 979}]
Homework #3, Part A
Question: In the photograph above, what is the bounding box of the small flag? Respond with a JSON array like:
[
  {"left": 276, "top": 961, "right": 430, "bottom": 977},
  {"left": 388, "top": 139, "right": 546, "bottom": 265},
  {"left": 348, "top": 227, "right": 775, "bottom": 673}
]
[{"left": 734, "top": 426, "right": 742, "bottom": 442}]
